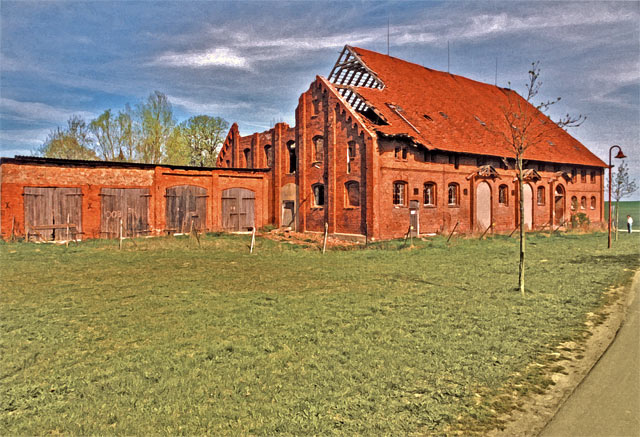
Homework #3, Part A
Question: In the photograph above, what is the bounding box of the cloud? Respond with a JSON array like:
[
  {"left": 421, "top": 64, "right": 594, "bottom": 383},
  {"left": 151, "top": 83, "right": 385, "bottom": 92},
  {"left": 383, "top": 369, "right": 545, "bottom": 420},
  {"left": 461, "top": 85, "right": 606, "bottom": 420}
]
[
  {"left": 151, "top": 47, "right": 251, "bottom": 69},
  {"left": 0, "top": 97, "right": 95, "bottom": 124},
  {"left": 169, "top": 94, "right": 254, "bottom": 114}
]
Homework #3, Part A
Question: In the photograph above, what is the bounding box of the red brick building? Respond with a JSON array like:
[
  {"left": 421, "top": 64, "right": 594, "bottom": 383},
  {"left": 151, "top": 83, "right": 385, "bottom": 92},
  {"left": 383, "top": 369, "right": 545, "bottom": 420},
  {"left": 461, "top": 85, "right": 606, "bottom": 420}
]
[
  {"left": 217, "top": 46, "right": 607, "bottom": 240},
  {"left": 1, "top": 46, "right": 606, "bottom": 242},
  {"left": 0, "top": 157, "right": 270, "bottom": 240}
]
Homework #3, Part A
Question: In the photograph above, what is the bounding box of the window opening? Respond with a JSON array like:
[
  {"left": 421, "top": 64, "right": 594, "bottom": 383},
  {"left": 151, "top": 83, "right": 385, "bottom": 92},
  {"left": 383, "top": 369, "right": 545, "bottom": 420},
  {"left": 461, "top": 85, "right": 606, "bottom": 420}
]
[
  {"left": 590, "top": 196, "right": 596, "bottom": 209},
  {"left": 243, "top": 148, "right": 252, "bottom": 168},
  {"left": 423, "top": 183, "right": 436, "bottom": 206},
  {"left": 580, "top": 196, "right": 586, "bottom": 209},
  {"left": 313, "top": 136, "right": 324, "bottom": 162},
  {"left": 264, "top": 145, "right": 272, "bottom": 168},
  {"left": 287, "top": 141, "right": 297, "bottom": 173},
  {"left": 571, "top": 196, "right": 578, "bottom": 211},
  {"left": 448, "top": 183, "right": 459, "bottom": 206},
  {"left": 313, "top": 184, "right": 325, "bottom": 207},
  {"left": 347, "top": 141, "right": 356, "bottom": 174},
  {"left": 590, "top": 170, "right": 596, "bottom": 184},
  {"left": 580, "top": 169, "right": 586, "bottom": 183},
  {"left": 393, "top": 181, "right": 407, "bottom": 206}
]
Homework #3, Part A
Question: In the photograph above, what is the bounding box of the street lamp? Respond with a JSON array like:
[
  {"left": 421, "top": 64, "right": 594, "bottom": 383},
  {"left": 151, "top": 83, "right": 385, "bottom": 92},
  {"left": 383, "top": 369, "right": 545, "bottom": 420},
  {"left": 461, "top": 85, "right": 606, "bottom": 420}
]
[{"left": 608, "top": 145, "right": 626, "bottom": 249}]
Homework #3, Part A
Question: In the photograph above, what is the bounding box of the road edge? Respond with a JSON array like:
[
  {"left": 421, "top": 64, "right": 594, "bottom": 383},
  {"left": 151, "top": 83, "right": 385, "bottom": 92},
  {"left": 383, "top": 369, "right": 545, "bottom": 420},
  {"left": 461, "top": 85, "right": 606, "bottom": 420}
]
[{"left": 488, "top": 268, "right": 640, "bottom": 437}]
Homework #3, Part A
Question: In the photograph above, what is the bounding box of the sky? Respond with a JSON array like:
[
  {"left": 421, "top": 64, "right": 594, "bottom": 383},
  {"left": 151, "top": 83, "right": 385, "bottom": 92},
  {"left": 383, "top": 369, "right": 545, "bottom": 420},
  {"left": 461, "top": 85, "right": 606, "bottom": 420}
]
[{"left": 1, "top": 1, "right": 639, "bottom": 198}]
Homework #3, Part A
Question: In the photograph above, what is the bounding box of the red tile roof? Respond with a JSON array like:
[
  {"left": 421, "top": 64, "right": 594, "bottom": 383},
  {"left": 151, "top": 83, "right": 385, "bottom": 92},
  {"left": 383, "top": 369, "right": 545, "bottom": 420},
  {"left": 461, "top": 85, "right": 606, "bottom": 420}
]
[{"left": 342, "top": 46, "right": 606, "bottom": 168}]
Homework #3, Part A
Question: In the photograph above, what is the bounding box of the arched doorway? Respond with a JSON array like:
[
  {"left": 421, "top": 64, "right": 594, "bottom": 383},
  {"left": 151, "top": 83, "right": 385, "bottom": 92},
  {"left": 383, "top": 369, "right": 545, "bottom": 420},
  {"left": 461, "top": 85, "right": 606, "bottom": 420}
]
[
  {"left": 554, "top": 185, "right": 565, "bottom": 225},
  {"left": 523, "top": 184, "right": 533, "bottom": 230},
  {"left": 476, "top": 181, "right": 492, "bottom": 232},
  {"left": 221, "top": 188, "right": 255, "bottom": 231}
]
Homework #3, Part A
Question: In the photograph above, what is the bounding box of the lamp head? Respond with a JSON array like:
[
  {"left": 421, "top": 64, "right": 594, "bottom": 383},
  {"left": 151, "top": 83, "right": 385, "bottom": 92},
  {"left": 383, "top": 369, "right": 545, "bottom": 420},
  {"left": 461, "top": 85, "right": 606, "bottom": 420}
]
[{"left": 615, "top": 149, "right": 626, "bottom": 159}]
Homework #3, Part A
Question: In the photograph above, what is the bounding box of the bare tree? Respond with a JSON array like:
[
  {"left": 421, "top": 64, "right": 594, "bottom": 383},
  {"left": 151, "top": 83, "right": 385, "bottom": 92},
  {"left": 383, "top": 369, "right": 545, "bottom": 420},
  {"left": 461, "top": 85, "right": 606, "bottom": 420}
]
[
  {"left": 610, "top": 160, "right": 638, "bottom": 240},
  {"left": 495, "top": 63, "right": 585, "bottom": 295}
]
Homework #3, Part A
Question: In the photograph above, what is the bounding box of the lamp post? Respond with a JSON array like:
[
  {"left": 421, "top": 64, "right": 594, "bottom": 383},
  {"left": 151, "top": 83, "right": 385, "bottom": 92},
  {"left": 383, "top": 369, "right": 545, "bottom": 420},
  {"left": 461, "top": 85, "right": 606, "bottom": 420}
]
[{"left": 608, "top": 145, "right": 626, "bottom": 249}]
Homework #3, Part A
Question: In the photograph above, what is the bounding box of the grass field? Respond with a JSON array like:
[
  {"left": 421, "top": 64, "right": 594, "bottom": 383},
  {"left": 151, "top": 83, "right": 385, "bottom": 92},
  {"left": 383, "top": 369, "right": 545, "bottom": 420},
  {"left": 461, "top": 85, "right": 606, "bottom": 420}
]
[
  {"left": 1, "top": 232, "right": 638, "bottom": 435},
  {"left": 605, "top": 200, "right": 640, "bottom": 230}
]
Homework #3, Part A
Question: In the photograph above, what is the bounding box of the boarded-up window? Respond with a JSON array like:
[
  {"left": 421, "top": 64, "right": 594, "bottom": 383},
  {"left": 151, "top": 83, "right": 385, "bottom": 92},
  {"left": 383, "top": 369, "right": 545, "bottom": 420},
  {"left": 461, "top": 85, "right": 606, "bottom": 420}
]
[
  {"left": 100, "top": 188, "right": 149, "bottom": 238},
  {"left": 264, "top": 145, "right": 272, "bottom": 168},
  {"left": 24, "top": 187, "right": 82, "bottom": 241},
  {"left": 424, "top": 182, "right": 436, "bottom": 206},
  {"left": 345, "top": 181, "right": 359, "bottom": 207},
  {"left": 165, "top": 185, "right": 208, "bottom": 233},
  {"left": 313, "top": 184, "right": 325, "bottom": 207},
  {"left": 222, "top": 188, "right": 255, "bottom": 231},
  {"left": 498, "top": 185, "right": 509, "bottom": 205},
  {"left": 537, "top": 186, "right": 545, "bottom": 205},
  {"left": 313, "top": 136, "right": 324, "bottom": 162}
]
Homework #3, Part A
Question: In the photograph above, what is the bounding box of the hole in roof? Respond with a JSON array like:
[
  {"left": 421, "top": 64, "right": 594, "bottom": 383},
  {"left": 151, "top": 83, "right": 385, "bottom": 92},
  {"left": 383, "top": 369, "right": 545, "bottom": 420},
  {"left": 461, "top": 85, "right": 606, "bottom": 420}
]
[
  {"left": 358, "top": 107, "right": 389, "bottom": 126},
  {"left": 474, "top": 115, "right": 486, "bottom": 126},
  {"left": 423, "top": 114, "right": 433, "bottom": 121},
  {"left": 439, "top": 111, "right": 449, "bottom": 119}
]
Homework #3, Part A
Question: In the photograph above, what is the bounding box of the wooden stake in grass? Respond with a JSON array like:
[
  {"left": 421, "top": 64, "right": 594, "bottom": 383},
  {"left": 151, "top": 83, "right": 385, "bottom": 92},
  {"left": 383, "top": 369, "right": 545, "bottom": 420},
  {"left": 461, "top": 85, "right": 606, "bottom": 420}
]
[
  {"left": 509, "top": 222, "right": 521, "bottom": 238},
  {"left": 322, "top": 222, "right": 328, "bottom": 254},
  {"left": 480, "top": 222, "right": 494, "bottom": 240},
  {"left": 10, "top": 216, "right": 15, "bottom": 242},
  {"left": 250, "top": 226, "right": 256, "bottom": 254},
  {"left": 119, "top": 218, "right": 123, "bottom": 251},
  {"left": 447, "top": 222, "right": 459, "bottom": 243},
  {"left": 190, "top": 220, "right": 201, "bottom": 248}
]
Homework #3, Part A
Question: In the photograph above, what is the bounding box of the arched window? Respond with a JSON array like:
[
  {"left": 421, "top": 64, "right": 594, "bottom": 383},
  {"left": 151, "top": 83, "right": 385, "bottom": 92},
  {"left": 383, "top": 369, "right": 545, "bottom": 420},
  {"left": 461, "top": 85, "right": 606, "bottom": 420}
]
[
  {"left": 312, "top": 184, "right": 324, "bottom": 207},
  {"left": 345, "top": 181, "right": 360, "bottom": 207},
  {"left": 423, "top": 182, "right": 436, "bottom": 206},
  {"left": 313, "top": 136, "right": 324, "bottom": 162},
  {"left": 393, "top": 181, "right": 407, "bottom": 206},
  {"left": 537, "top": 186, "right": 545, "bottom": 206},
  {"left": 243, "top": 148, "right": 252, "bottom": 168},
  {"left": 287, "top": 141, "right": 296, "bottom": 174},
  {"left": 447, "top": 183, "right": 459, "bottom": 206},
  {"left": 264, "top": 144, "right": 272, "bottom": 168},
  {"left": 571, "top": 196, "right": 578, "bottom": 211},
  {"left": 498, "top": 185, "right": 509, "bottom": 205},
  {"left": 580, "top": 196, "right": 587, "bottom": 209},
  {"left": 590, "top": 196, "right": 596, "bottom": 209}
]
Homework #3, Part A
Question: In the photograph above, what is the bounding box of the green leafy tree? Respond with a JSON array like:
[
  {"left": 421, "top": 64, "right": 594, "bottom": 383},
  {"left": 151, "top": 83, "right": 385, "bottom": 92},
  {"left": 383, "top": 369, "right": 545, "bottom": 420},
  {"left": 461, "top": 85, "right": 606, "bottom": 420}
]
[
  {"left": 177, "top": 115, "right": 229, "bottom": 167},
  {"left": 89, "top": 106, "right": 135, "bottom": 161},
  {"left": 136, "top": 91, "right": 175, "bottom": 164},
  {"left": 165, "top": 126, "right": 190, "bottom": 166},
  {"left": 38, "top": 115, "right": 97, "bottom": 160}
]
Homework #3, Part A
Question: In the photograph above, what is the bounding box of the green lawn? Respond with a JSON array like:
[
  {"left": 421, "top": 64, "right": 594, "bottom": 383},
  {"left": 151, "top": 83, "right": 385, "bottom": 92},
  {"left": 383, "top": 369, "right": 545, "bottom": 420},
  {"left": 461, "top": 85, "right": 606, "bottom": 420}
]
[{"left": 1, "top": 232, "right": 638, "bottom": 435}]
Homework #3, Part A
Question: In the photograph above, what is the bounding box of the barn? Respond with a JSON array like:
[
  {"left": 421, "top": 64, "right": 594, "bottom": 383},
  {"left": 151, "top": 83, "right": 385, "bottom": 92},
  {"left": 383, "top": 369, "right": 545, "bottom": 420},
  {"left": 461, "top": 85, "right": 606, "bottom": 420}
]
[
  {"left": 217, "top": 45, "right": 607, "bottom": 240},
  {"left": 1, "top": 45, "right": 607, "bottom": 242},
  {"left": 0, "top": 156, "right": 269, "bottom": 240}
]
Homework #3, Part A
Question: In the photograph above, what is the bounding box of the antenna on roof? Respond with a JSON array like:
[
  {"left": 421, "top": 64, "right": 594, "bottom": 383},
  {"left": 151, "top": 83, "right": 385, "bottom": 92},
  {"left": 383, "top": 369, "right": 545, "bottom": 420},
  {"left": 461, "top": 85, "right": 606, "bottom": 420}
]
[
  {"left": 447, "top": 41, "right": 450, "bottom": 73},
  {"left": 387, "top": 17, "right": 390, "bottom": 55}
]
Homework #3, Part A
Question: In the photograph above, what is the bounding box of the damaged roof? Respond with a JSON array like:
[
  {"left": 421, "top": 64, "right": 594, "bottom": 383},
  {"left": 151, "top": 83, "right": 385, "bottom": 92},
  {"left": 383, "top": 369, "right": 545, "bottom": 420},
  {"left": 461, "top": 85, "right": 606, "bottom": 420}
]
[{"left": 329, "top": 46, "right": 606, "bottom": 168}]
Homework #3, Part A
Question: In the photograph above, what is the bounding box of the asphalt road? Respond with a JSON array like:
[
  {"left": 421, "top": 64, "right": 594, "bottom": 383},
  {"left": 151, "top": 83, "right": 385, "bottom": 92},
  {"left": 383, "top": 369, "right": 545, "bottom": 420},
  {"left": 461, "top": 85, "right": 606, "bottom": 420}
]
[{"left": 540, "top": 276, "right": 640, "bottom": 437}]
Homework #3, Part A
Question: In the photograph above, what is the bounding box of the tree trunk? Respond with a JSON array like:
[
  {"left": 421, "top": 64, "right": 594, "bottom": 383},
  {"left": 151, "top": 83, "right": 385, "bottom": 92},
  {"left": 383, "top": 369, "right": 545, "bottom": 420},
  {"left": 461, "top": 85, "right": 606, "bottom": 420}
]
[
  {"left": 518, "top": 156, "right": 525, "bottom": 296},
  {"left": 615, "top": 200, "right": 620, "bottom": 241}
]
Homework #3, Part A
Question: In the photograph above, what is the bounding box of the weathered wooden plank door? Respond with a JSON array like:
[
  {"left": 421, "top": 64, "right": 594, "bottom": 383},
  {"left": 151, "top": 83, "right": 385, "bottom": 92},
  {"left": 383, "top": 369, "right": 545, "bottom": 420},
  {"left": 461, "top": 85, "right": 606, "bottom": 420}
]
[
  {"left": 100, "top": 188, "right": 150, "bottom": 238},
  {"left": 222, "top": 188, "right": 255, "bottom": 231},
  {"left": 165, "top": 185, "right": 207, "bottom": 233},
  {"left": 23, "top": 187, "right": 82, "bottom": 240}
]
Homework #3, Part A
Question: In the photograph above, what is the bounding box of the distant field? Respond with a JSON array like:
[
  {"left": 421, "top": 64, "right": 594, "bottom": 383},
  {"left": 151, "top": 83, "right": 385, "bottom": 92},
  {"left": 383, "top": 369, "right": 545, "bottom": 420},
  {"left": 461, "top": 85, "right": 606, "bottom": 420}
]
[
  {"left": 1, "top": 232, "right": 638, "bottom": 435},
  {"left": 605, "top": 200, "right": 640, "bottom": 230}
]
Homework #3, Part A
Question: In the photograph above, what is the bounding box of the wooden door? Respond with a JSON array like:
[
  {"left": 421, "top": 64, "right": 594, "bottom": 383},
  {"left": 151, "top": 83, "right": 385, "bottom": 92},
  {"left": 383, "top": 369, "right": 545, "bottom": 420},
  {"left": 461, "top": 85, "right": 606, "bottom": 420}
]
[
  {"left": 222, "top": 188, "right": 255, "bottom": 231},
  {"left": 409, "top": 200, "right": 419, "bottom": 236},
  {"left": 100, "top": 188, "right": 150, "bottom": 238},
  {"left": 24, "top": 187, "right": 82, "bottom": 240},
  {"left": 523, "top": 184, "right": 533, "bottom": 230},
  {"left": 476, "top": 181, "right": 492, "bottom": 232},
  {"left": 554, "top": 185, "right": 565, "bottom": 225},
  {"left": 165, "top": 185, "right": 208, "bottom": 233}
]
